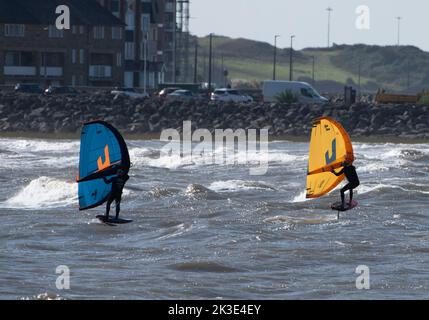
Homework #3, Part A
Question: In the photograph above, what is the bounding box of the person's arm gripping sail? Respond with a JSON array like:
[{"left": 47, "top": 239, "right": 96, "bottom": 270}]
[
  {"left": 331, "top": 168, "right": 345, "bottom": 177},
  {"left": 77, "top": 121, "right": 130, "bottom": 211}
]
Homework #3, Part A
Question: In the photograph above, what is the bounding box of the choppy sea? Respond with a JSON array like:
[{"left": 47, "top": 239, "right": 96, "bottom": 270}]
[{"left": 0, "top": 137, "right": 428, "bottom": 299}]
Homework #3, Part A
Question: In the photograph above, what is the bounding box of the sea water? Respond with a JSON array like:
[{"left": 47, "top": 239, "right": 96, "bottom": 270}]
[{"left": 0, "top": 138, "right": 428, "bottom": 299}]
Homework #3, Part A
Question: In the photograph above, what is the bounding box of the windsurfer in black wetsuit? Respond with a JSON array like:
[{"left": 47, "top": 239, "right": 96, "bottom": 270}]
[
  {"left": 103, "top": 168, "right": 129, "bottom": 220},
  {"left": 331, "top": 159, "right": 360, "bottom": 209}
]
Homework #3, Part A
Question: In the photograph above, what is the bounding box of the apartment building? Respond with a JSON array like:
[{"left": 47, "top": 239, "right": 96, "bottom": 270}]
[
  {"left": 97, "top": 0, "right": 165, "bottom": 88},
  {"left": 97, "top": 0, "right": 177, "bottom": 88},
  {"left": 0, "top": 0, "right": 125, "bottom": 87}
]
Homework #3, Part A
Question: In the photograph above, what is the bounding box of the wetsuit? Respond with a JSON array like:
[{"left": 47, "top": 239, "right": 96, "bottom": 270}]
[
  {"left": 332, "top": 165, "right": 360, "bottom": 206},
  {"left": 103, "top": 173, "right": 129, "bottom": 219}
]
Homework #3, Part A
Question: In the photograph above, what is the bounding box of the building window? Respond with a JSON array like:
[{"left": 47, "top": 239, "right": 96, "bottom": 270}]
[
  {"left": 93, "top": 26, "right": 105, "bottom": 39},
  {"left": 80, "top": 49, "right": 85, "bottom": 64},
  {"left": 48, "top": 25, "right": 64, "bottom": 38},
  {"left": 141, "top": 14, "right": 150, "bottom": 33},
  {"left": 5, "top": 51, "right": 34, "bottom": 66},
  {"left": 80, "top": 26, "right": 85, "bottom": 34},
  {"left": 71, "top": 75, "right": 76, "bottom": 87},
  {"left": 125, "top": 11, "right": 136, "bottom": 30},
  {"left": 112, "top": 27, "right": 122, "bottom": 40},
  {"left": 5, "top": 52, "right": 19, "bottom": 66},
  {"left": 125, "top": 42, "right": 135, "bottom": 60},
  {"left": 116, "top": 53, "right": 122, "bottom": 67},
  {"left": 72, "top": 25, "right": 77, "bottom": 34},
  {"left": 72, "top": 49, "right": 77, "bottom": 64},
  {"left": 5, "top": 24, "right": 25, "bottom": 37},
  {"left": 111, "top": 0, "right": 120, "bottom": 13},
  {"left": 165, "top": 2, "right": 174, "bottom": 13}
]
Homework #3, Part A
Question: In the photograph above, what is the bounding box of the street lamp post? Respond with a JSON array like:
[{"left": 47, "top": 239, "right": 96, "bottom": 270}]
[
  {"left": 312, "top": 56, "right": 315, "bottom": 86},
  {"left": 208, "top": 33, "right": 213, "bottom": 96},
  {"left": 327, "top": 7, "right": 333, "bottom": 48},
  {"left": 407, "top": 58, "right": 410, "bottom": 90},
  {"left": 43, "top": 52, "right": 48, "bottom": 86},
  {"left": 396, "top": 16, "right": 402, "bottom": 46},
  {"left": 143, "top": 33, "right": 148, "bottom": 94},
  {"left": 289, "top": 35, "right": 295, "bottom": 81},
  {"left": 273, "top": 35, "right": 280, "bottom": 80},
  {"left": 358, "top": 57, "right": 361, "bottom": 99},
  {"left": 194, "top": 42, "right": 198, "bottom": 84},
  {"left": 221, "top": 54, "right": 225, "bottom": 87},
  {"left": 172, "top": 3, "right": 177, "bottom": 83}
]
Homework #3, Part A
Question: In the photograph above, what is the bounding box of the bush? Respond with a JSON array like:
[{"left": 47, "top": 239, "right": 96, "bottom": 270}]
[{"left": 275, "top": 90, "right": 298, "bottom": 103}]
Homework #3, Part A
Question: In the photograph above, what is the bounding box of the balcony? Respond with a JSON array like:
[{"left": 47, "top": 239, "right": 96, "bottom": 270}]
[
  {"left": 40, "top": 67, "right": 63, "bottom": 77},
  {"left": 4, "top": 66, "right": 37, "bottom": 76},
  {"left": 89, "top": 65, "right": 112, "bottom": 78}
]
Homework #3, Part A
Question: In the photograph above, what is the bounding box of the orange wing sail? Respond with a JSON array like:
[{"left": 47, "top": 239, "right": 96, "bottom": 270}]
[{"left": 306, "top": 117, "right": 354, "bottom": 199}]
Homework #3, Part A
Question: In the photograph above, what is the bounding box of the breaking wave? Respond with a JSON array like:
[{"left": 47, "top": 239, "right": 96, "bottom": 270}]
[
  {"left": 208, "top": 180, "right": 277, "bottom": 192},
  {"left": 0, "top": 139, "right": 79, "bottom": 153},
  {"left": 2, "top": 177, "right": 77, "bottom": 209},
  {"left": 129, "top": 145, "right": 305, "bottom": 170}
]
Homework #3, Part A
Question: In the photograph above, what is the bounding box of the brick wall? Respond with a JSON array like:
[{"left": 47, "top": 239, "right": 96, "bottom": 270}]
[{"left": 0, "top": 23, "right": 124, "bottom": 87}]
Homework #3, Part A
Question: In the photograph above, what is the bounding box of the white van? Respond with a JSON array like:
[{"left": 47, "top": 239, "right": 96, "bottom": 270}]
[{"left": 262, "top": 81, "right": 328, "bottom": 104}]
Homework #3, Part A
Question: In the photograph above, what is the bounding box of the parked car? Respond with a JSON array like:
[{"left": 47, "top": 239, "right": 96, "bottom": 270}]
[
  {"left": 44, "top": 86, "right": 79, "bottom": 95},
  {"left": 14, "top": 83, "right": 43, "bottom": 94},
  {"left": 262, "top": 81, "right": 328, "bottom": 104},
  {"left": 166, "top": 90, "right": 203, "bottom": 101},
  {"left": 111, "top": 87, "right": 149, "bottom": 99},
  {"left": 211, "top": 88, "right": 253, "bottom": 103},
  {"left": 157, "top": 87, "right": 181, "bottom": 98}
]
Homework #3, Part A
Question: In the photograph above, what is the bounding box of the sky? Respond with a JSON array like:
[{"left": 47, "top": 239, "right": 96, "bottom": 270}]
[{"left": 190, "top": 0, "right": 429, "bottom": 51}]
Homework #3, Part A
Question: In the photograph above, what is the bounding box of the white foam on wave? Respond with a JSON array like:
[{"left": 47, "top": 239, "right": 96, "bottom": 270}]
[
  {"left": 291, "top": 190, "right": 310, "bottom": 203},
  {"left": 1, "top": 176, "right": 133, "bottom": 210},
  {"left": 156, "top": 223, "right": 193, "bottom": 241},
  {"left": 208, "top": 180, "right": 276, "bottom": 192},
  {"left": 2, "top": 177, "right": 78, "bottom": 209},
  {"left": 359, "top": 162, "right": 390, "bottom": 173},
  {"left": 356, "top": 183, "right": 409, "bottom": 195},
  {"left": 37, "top": 156, "right": 78, "bottom": 168},
  {"left": 234, "top": 148, "right": 306, "bottom": 164},
  {"left": 265, "top": 214, "right": 338, "bottom": 225},
  {"left": 289, "top": 182, "right": 408, "bottom": 202},
  {"left": 129, "top": 147, "right": 209, "bottom": 169},
  {"left": 129, "top": 145, "right": 306, "bottom": 170},
  {"left": 0, "top": 154, "right": 78, "bottom": 170},
  {"left": 0, "top": 139, "right": 79, "bottom": 170},
  {"left": 356, "top": 144, "right": 429, "bottom": 161},
  {"left": 0, "top": 139, "right": 79, "bottom": 153}
]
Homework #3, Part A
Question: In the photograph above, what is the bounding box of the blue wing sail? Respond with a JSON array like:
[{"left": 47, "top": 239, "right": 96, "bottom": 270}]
[
  {"left": 77, "top": 121, "right": 130, "bottom": 211},
  {"left": 78, "top": 176, "right": 114, "bottom": 211}
]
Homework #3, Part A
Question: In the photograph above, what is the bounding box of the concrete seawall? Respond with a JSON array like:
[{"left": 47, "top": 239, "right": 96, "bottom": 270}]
[{"left": 0, "top": 92, "right": 428, "bottom": 139}]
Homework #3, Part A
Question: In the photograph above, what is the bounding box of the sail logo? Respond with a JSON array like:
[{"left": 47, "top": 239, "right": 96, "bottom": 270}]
[
  {"left": 97, "top": 145, "right": 111, "bottom": 171},
  {"left": 325, "top": 139, "right": 337, "bottom": 165}
]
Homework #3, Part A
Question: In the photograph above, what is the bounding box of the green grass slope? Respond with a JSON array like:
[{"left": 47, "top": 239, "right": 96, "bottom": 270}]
[{"left": 193, "top": 35, "right": 429, "bottom": 93}]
